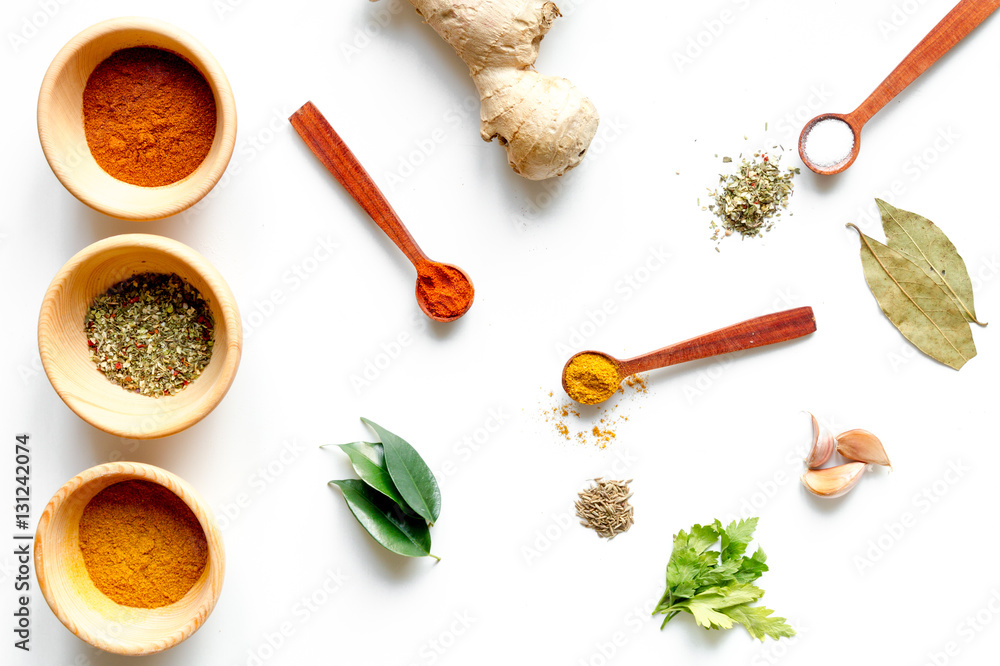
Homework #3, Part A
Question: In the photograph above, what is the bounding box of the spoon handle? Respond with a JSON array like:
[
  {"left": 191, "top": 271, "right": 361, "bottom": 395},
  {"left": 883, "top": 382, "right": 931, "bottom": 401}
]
[
  {"left": 290, "top": 101, "right": 429, "bottom": 267},
  {"left": 620, "top": 307, "right": 816, "bottom": 376},
  {"left": 848, "top": 0, "right": 1000, "bottom": 127}
]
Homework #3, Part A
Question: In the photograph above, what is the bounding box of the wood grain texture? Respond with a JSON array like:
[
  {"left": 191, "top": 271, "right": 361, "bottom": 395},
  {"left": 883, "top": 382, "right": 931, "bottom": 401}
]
[
  {"left": 34, "top": 463, "right": 225, "bottom": 656},
  {"left": 37, "top": 17, "right": 236, "bottom": 220},
  {"left": 290, "top": 101, "right": 429, "bottom": 266},
  {"left": 619, "top": 307, "right": 817, "bottom": 376},
  {"left": 37, "top": 234, "right": 242, "bottom": 438}
]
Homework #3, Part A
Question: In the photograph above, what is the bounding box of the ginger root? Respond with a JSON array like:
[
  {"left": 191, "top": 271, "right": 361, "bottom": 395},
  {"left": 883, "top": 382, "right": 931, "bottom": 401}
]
[{"left": 379, "top": 0, "right": 599, "bottom": 180}]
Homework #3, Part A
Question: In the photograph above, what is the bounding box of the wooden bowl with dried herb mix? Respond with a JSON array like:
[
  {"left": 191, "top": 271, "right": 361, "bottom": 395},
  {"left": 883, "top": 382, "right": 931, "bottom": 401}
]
[
  {"left": 38, "top": 234, "right": 242, "bottom": 439},
  {"left": 37, "top": 16, "right": 236, "bottom": 220},
  {"left": 35, "top": 462, "right": 225, "bottom": 656}
]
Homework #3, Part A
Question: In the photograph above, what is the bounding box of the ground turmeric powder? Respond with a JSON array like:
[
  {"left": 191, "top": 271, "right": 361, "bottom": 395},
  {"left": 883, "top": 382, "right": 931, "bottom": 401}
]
[
  {"left": 78, "top": 480, "right": 207, "bottom": 609},
  {"left": 564, "top": 352, "right": 620, "bottom": 404}
]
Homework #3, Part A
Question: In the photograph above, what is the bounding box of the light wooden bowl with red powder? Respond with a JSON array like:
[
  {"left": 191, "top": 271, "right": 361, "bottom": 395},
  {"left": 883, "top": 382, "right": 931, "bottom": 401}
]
[{"left": 37, "top": 16, "right": 237, "bottom": 220}]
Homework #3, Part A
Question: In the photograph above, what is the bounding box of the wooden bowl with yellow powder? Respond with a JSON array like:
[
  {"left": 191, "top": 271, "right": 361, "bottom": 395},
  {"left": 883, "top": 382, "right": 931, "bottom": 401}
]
[
  {"left": 37, "top": 234, "right": 242, "bottom": 439},
  {"left": 35, "top": 462, "right": 225, "bottom": 656},
  {"left": 37, "top": 16, "right": 236, "bottom": 220}
]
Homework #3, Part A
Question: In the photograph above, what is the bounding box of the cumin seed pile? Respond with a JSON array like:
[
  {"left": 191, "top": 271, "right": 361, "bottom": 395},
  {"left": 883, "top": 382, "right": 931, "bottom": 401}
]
[{"left": 575, "top": 478, "right": 634, "bottom": 539}]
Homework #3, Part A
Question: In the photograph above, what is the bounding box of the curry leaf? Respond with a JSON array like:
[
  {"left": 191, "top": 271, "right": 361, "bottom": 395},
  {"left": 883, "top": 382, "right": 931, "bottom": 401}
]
[
  {"left": 847, "top": 223, "right": 976, "bottom": 370},
  {"left": 877, "top": 199, "right": 985, "bottom": 325},
  {"left": 329, "top": 480, "right": 437, "bottom": 560},
  {"left": 361, "top": 418, "right": 441, "bottom": 524},
  {"left": 330, "top": 441, "right": 407, "bottom": 508}
]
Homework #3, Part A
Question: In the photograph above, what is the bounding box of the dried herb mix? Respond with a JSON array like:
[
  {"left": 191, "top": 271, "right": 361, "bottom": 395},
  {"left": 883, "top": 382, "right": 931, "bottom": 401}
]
[
  {"left": 708, "top": 152, "right": 798, "bottom": 242},
  {"left": 85, "top": 272, "right": 214, "bottom": 397},
  {"left": 575, "top": 478, "right": 634, "bottom": 539}
]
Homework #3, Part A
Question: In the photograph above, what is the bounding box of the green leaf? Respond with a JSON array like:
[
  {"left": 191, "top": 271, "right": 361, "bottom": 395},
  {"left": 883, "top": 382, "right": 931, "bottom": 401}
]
[
  {"left": 848, "top": 223, "right": 976, "bottom": 370},
  {"left": 361, "top": 418, "right": 441, "bottom": 524},
  {"left": 333, "top": 442, "right": 407, "bottom": 507},
  {"left": 716, "top": 517, "right": 757, "bottom": 562},
  {"left": 720, "top": 603, "right": 796, "bottom": 641},
  {"left": 877, "top": 199, "right": 985, "bottom": 325},
  {"left": 329, "top": 479, "right": 436, "bottom": 559},
  {"left": 670, "top": 584, "right": 764, "bottom": 631}
]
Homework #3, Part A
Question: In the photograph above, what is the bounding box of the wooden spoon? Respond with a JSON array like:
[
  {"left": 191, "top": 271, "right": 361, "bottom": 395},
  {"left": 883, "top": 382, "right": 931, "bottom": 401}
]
[
  {"left": 290, "top": 101, "right": 474, "bottom": 322},
  {"left": 798, "top": 0, "right": 1000, "bottom": 175},
  {"left": 562, "top": 307, "right": 816, "bottom": 405}
]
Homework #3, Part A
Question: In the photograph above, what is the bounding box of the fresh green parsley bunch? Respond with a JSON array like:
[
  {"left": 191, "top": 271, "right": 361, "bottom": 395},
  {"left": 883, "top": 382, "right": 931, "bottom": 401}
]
[{"left": 654, "top": 517, "right": 794, "bottom": 641}]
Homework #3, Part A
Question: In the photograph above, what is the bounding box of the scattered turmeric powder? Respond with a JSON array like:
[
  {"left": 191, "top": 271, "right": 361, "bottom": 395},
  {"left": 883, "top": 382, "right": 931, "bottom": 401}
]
[{"left": 543, "top": 373, "right": 647, "bottom": 448}]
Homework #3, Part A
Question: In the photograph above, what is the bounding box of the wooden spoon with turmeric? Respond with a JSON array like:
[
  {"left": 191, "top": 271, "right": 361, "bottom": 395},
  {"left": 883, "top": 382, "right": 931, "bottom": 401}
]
[
  {"left": 562, "top": 307, "right": 817, "bottom": 404},
  {"left": 290, "top": 101, "right": 474, "bottom": 322}
]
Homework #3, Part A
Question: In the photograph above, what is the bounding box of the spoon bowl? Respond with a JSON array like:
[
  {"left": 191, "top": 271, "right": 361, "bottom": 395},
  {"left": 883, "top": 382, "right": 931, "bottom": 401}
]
[
  {"left": 415, "top": 261, "right": 475, "bottom": 323},
  {"left": 562, "top": 307, "right": 817, "bottom": 405},
  {"left": 798, "top": 113, "right": 861, "bottom": 176}
]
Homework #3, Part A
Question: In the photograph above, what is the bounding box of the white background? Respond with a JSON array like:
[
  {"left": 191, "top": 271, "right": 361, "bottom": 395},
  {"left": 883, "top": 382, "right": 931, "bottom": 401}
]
[{"left": 4, "top": 0, "right": 1000, "bottom": 665}]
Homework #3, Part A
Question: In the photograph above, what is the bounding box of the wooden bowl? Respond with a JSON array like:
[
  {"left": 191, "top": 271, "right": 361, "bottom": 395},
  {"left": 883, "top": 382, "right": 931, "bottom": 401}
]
[
  {"left": 37, "top": 17, "right": 237, "bottom": 220},
  {"left": 35, "top": 462, "right": 225, "bottom": 656},
  {"left": 38, "top": 234, "right": 242, "bottom": 439}
]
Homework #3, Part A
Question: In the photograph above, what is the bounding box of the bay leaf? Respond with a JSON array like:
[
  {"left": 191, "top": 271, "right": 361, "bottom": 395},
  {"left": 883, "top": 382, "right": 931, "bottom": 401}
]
[
  {"left": 876, "top": 199, "right": 984, "bottom": 325},
  {"left": 848, "top": 223, "right": 976, "bottom": 370},
  {"left": 361, "top": 418, "right": 441, "bottom": 525},
  {"left": 329, "top": 479, "right": 437, "bottom": 559},
  {"left": 333, "top": 442, "right": 407, "bottom": 507}
]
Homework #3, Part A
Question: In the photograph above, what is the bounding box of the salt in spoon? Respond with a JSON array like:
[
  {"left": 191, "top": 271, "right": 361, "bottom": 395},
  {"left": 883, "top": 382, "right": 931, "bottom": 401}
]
[
  {"left": 290, "top": 101, "right": 474, "bottom": 322},
  {"left": 799, "top": 0, "right": 1000, "bottom": 175},
  {"left": 562, "top": 307, "right": 816, "bottom": 405}
]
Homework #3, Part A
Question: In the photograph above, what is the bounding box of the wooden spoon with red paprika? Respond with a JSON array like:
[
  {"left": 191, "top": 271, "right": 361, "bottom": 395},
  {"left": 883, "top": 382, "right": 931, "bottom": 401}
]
[{"left": 290, "top": 101, "right": 474, "bottom": 322}]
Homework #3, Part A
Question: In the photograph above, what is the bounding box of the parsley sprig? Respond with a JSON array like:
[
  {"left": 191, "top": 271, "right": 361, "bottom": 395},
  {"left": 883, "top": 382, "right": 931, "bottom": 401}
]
[{"left": 654, "top": 517, "right": 794, "bottom": 641}]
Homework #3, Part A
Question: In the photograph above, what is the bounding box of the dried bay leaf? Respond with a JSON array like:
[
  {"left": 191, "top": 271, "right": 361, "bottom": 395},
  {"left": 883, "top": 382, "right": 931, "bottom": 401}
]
[
  {"left": 876, "top": 199, "right": 985, "bottom": 325},
  {"left": 847, "top": 223, "right": 976, "bottom": 370}
]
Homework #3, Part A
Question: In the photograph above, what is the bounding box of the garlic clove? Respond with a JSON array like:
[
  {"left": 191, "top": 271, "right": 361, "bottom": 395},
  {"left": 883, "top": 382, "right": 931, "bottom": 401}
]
[
  {"left": 836, "top": 429, "right": 892, "bottom": 469},
  {"left": 801, "top": 462, "right": 868, "bottom": 498},
  {"left": 804, "top": 412, "right": 837, "bottom": 469}
]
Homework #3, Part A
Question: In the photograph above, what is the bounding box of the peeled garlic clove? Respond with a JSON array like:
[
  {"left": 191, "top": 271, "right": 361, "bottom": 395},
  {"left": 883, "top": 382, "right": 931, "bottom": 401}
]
[
  {"left": 804, "top": 412, "right": 836, "bottom": 469},
  {"left": 836, "top": 429, "right": 892, "bottom": 469},
  {"left": 801, "top": 462, "right": 868, "bottom": 498}
]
